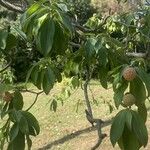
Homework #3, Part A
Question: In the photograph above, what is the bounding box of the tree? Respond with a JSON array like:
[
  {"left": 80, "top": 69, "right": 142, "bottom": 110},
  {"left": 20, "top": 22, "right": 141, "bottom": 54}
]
[{"left": 0, "top": 0, "right": 150, "bottom": 150}]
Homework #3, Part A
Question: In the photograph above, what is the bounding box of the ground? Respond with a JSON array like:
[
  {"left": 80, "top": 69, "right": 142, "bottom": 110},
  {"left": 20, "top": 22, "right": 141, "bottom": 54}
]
[{"left": 2, "top": 80, "right": 150, "bottom": 150}]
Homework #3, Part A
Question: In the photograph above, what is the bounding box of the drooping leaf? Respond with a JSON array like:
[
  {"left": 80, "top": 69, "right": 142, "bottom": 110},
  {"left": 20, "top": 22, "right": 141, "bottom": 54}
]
[
  {"left": 132, "top": 111, "right": 148, "bottom": 147},
  {"left": 21, "top": 111, "right": 40, "bottom": 135},
  {"left": 5, "top": 34, "right": 17, "bottom": 50},
  {"left": 129, "top": 77, "right": 146, "bottom": 105},
  {"left": 71, "top": 76, "right": 80, "bottom": 89},
  {"left": 110, "top": 110, "right": 126, "bottom": 146},
  {"left": 0, "top": 30, "right": 8, "bottom": 49},
  {"left": 98, "top": 66, "right": 108, "bottom": 89},
  {"left": 13, "top": 91, "right": 24, "bottom": 110},
  {"left": 113, "top": 80, "right": 128, "bottom": 108},
  {"left": 9, "top": 124, "right": 19, "bottom": 142},
  {"left": 35, "top": 69, "right": 45, "bottom": 90},
  {"left": 137, "top": 103, "right": 147, "bottom": 123},
  {"left": 9, "top": 110, "right": 22, "bottom": 123},
  {"left": 19, "top": 115, "right": 29, "bottom": 134},
  {"left": 118, "top": 125, "right": 141, "bottom": 150},
  {"left": 84, "top": 38, "right": 97, "bottom": 63},
  {"left": 136, "top": 67, "right": 150, "bottom": 97},
  {"left": 56, "top": 9, "right": 73, "bottom": 33},
  {"left": 42, "top": 67, "right": 55, "bottom": 94},
  {"left": 37, "top": 17, "right": 55, "bottom": 56},
  {"left": 8, "top": 131, "right": 25, "bottom": 150},
  {"left": 30, "top": 66, "right": 39, "bottom": 85},
  {"left": 52, "top": 21, "right": 68, "bottom": 55},
  {"left": 125, "top": 110, "right": 132, "bottom": 130},
  {"left": 50, "top": 99, "right": 57, "bottom": 112}
]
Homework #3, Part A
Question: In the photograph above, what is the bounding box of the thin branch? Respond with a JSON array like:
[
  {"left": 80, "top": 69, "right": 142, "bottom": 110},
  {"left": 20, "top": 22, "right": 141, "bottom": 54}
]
[
  {"left": 126, "top": 52, "right": 147, "bottom": 58},
  {"left": 84, "top": 66, "right": 94, "bottom": 123},
  {"left": 26, "top": 91, "right": 43, "bottom": 111},
  {"left": 21, "top": 89, "right": 43, "bottom": 95},
  {"left": 0, "top": 0, "right": 27, "bottom": 13},
  {"left": 69, "top": 42, "right": 80, "bottom": 48}
]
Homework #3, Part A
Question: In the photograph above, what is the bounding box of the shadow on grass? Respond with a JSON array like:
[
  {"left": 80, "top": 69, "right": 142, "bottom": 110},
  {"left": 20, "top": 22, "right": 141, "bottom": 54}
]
[{"left": 38, "top": 119, "right": 112, "bottom": 150}]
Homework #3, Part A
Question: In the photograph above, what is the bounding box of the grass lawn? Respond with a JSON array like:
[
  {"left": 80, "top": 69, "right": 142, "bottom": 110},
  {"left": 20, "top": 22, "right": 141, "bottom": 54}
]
[{"left": 2, "top": 80, "right": 150, "bottom": 150}]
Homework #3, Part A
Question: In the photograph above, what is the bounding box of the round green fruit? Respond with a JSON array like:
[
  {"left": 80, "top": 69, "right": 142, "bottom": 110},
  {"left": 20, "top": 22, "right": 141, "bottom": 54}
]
[{"left": 123, "top": 93, "right": 136, "bottom": 107}]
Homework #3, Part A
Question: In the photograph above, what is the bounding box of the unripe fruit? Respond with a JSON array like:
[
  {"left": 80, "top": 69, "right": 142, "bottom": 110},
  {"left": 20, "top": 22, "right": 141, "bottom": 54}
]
[
  {"left": 3, "top": 92, "right": 13, "bottom": 103},
  {"left": 123, "top": 93, "right": 136, "bottom": 107},
  {"left": 122, "top": 67, "right": 136, "bottom": 81}
]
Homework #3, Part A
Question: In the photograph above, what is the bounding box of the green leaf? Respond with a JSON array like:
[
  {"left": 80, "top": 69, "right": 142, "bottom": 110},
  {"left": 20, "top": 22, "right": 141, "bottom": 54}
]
[
  {"left": 110, "top": 110, "right": 126, "bottom": 146},
  {"left": 118, "top": 125, "right": 141, "bottom": 150},
  {"left": 26, "top": 3, "right": 41, "bottom": 16},
  {"left": 8, "top": 131, "right": 25, "bottom": 150},
  {"left": 37, "top": 17, "right": 55, "bottom": 56},
  {"left": 125, "top": 110, "right": 132, "bottom": 130},
  {"left": 13, "top": 91, "right": 24, "bottom": 110},
  {"left": 9, "top": 110, "right": 22, "bottom": 123},
  {"left": 12, "top": 27, "right": 27, "bottom": 41},
  {"left": 0, "top": 84, "right": 13, "bottom": 94},
  {"left": 99, "top": 67, "right": 108, "bottom": 89},
  {"left": 50, "top": 99, "right": 57, "bottom": 112},
  {"left": 19, "top": 115, "right": 29, "bottom": 134},
  {"left": 113, "top": 80, "right": 128, "bottom": 108},
  {"left": 129, "top": 77, "right": 146, "bottom": 105},
  {"left": 138, "top": 103, "right": 147, "bottom": 123},
  {"left": 21, "top": 111, "right": 40, "bottom": 135},
  {"left": 35, "top": 69, "right": 45, "bottom": 90},
  {"left": 0, "top": 30, "right": 8, "bottom": 49},
  {"left": 136, "top": 67, "right": 150, "bottom": 97},
  {"left": 132, "top": 111, "right": 148, "bottom": 147},
  {"left": 28, "top": 126, "right": 37, "bottom": 136},
  {"left": 71, "top": 76, "right": 79, "bottom": 89},
  {"left": 84, "top": 38, "right": 97, "bottom": 63},
  {"left": 1, "top": 102, "right": 9, "bottom": 119},
  {"left": 5, "top": 34, "right": 17, "bottom": 50},
  {"left": 56, "top": 9, "right": 73, "bottom": 33},
  {"left": 9, "top": 124, "right": 19, "bottom": 142},
  {"left": 42, "top": 67, "right": 55, "bottom": 94},
  {"left": 53, "top": 67, "right": 62, "bottom": 83},
  {"left": 52, "top": 21, "right": 68, "bottom": 54},
  {"left": 57, "top": 3, "right": 69, "bottom": 12},
  {"left": 30, "top": 66, "right": 39, "bottom": 85}
]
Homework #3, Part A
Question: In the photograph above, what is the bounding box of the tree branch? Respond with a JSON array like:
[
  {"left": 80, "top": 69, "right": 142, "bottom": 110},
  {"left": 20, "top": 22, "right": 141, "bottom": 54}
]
[
  {"left": 83, "top": 66, "right": 106, "bottom": 150},
  {"left": 0, "top": 0, "right": 27, "bottom": 13}
]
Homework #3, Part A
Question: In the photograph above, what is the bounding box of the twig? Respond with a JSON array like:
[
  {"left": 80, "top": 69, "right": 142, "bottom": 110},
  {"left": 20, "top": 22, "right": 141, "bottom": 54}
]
[
  {"left": 69, "top": 42, "right": 80, "bottom": 48},
  {"left": 126, "top": 52, "right": 147, "bottom": 58},
  {"left": 26, "top": 91, "right": 43, "bottom": 111},
  {"left": 21, "top": 89, "right": 43, "bottom": 95}
]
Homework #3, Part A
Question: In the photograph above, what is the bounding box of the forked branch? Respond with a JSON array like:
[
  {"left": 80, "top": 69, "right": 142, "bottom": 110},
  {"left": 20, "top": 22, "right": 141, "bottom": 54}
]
[{"left": 83, "top": 66, "right": 106, "bottom": 150}]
